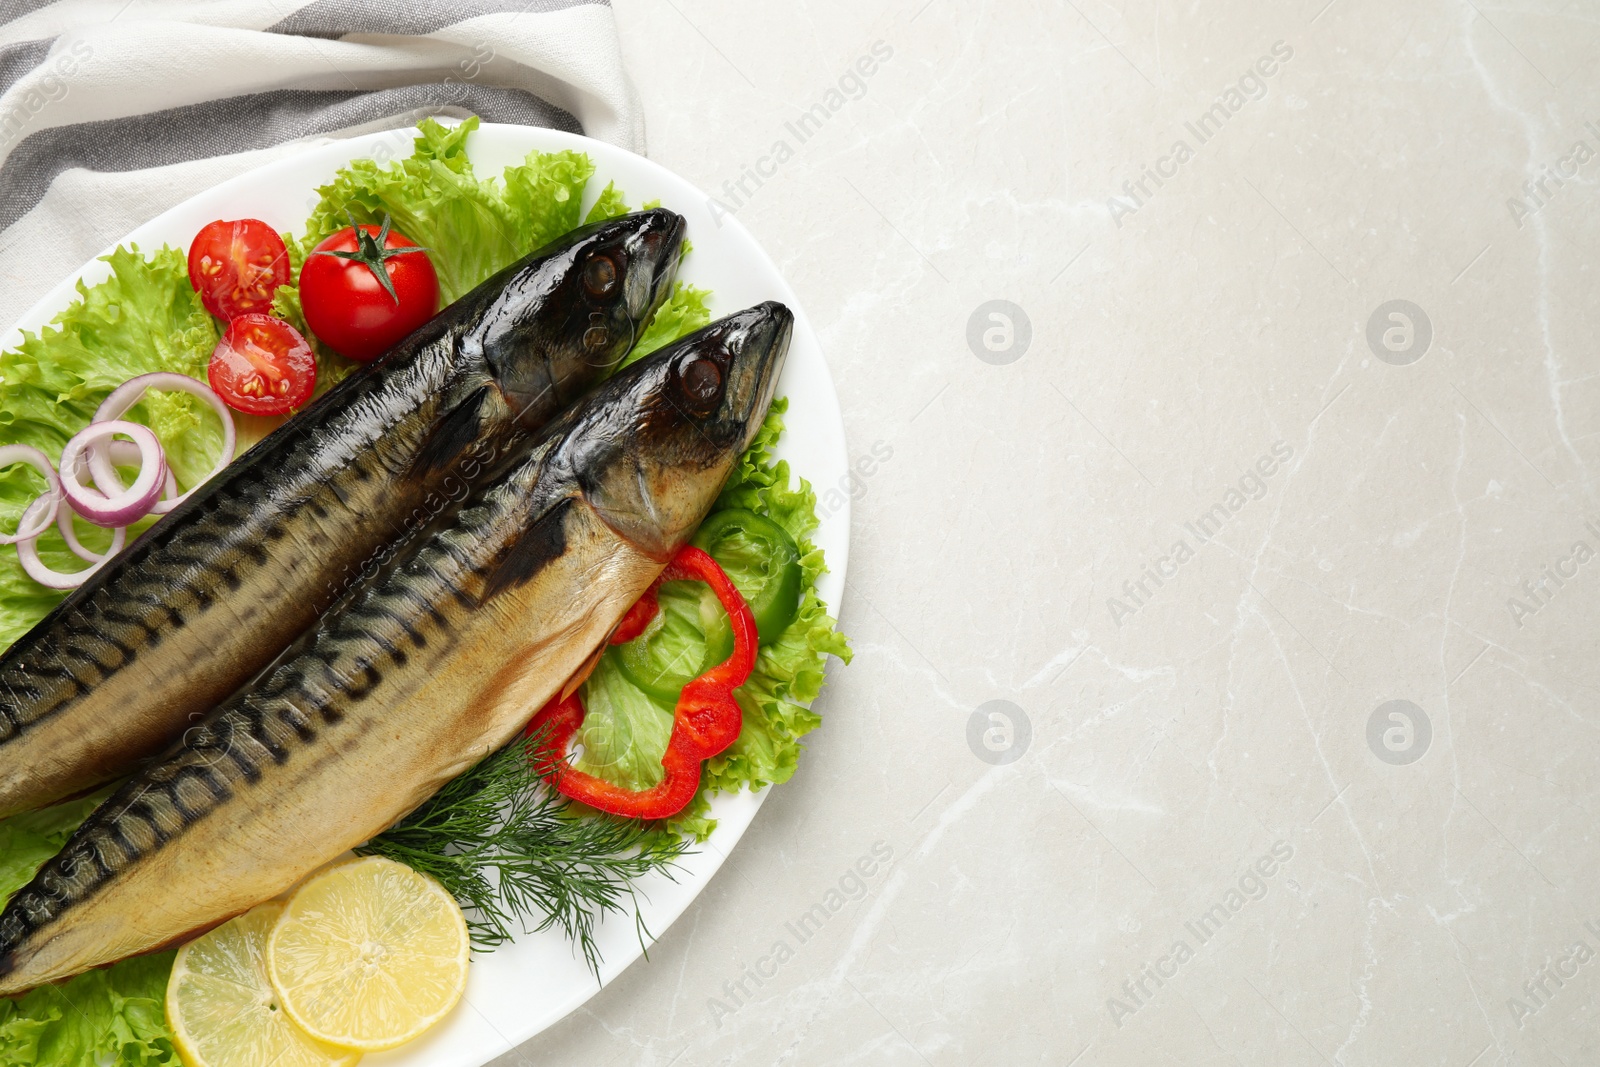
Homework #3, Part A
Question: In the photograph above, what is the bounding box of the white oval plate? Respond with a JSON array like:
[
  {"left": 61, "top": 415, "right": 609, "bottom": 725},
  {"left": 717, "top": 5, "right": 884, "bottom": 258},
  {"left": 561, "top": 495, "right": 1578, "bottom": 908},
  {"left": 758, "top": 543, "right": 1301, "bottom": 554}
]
[{"left": 0, "top": 123, "right": 849, "bottom": 1065}]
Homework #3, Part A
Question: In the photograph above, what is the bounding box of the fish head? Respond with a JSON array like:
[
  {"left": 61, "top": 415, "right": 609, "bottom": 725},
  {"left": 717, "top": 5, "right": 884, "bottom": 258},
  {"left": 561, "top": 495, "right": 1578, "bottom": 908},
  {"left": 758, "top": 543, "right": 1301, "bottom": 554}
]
[
  {"left": 569, "top": 301, "right": 793, "bottom": 560},
  {"left": 479, "top": 208, "right": 687, "bottom": 426}
]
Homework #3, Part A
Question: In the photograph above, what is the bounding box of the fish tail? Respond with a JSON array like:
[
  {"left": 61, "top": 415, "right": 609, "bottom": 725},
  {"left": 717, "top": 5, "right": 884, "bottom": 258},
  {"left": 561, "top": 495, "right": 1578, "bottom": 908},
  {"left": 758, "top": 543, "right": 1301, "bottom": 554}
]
[{"left": 0, "top": 742, "right": 246, "bottom": 980}]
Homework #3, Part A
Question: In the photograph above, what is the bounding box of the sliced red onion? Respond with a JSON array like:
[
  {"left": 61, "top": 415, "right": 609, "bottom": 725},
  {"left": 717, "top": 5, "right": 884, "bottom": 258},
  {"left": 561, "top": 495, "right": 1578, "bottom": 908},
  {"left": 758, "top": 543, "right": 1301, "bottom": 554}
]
[
  {"left": 73, "top": 438, "right": 178, "bottom": 522},
  {"left": 90, "top": 372, "right": 236, "bottom": 514},
  {"left": 56, "top": 440, "right": 156, "bottom": 563},
  {"left": 59, "top": 421, "right": 164, "bottom": 528},
  {"left": 15, "top": 495, "right": 113, "bottom": 589},
  {"left": 0, "top": 444, "right": 60, "bottom": 545},
  {"left": 56, "top": 497, "right": 126, "bottom": 564},
  {"left": 113, "top": 438, "right": 179, "bottom": 504}
]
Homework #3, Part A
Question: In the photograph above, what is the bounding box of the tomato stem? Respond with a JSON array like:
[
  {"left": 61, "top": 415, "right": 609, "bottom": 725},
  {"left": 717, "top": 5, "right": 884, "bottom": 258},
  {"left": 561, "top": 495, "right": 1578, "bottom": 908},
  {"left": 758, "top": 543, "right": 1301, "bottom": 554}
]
[{"left": 312, "top": 211, "right": 428, "bottom": 304}]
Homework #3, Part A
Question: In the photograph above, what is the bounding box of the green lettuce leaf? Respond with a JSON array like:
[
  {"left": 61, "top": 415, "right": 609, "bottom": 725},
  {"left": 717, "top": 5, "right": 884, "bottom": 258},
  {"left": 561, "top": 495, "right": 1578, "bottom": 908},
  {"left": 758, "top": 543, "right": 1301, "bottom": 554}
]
[
  {"left": 0, "top": 245, "right": 221, "bottom": 489},
  {"left": 0, "top": 951, "right": 178, "bottom": 1066},
  {"left": 573, "top": 649, "right": 675, "bottom": 788},
  {"left": 502, "top": 146, "right": 595, "bottom": 255},
  {"left": 626, "top": 283, "right": 712, "bottom": 367},
  {"left": 583, "top": 180, "right": 629, "bottom": 224},
  {"left": 676, "top": 400, "right": 851, "bottom": 836}
]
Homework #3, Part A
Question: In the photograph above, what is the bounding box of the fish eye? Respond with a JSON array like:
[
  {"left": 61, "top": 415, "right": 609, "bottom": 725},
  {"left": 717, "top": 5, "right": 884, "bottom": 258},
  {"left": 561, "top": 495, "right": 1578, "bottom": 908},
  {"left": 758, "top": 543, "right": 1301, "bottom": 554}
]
[
  {"left": 677, "top": 356, "right": 723, "bottom": 409},
  {"left": 583, "top": 255, "right": 618, "bottom": 297}
]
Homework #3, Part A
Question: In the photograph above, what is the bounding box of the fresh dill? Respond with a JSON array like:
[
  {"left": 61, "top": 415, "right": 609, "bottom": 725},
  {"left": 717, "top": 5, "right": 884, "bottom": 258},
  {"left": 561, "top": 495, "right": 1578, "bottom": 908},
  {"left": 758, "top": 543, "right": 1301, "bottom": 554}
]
[{"left": 358, "top": 732, "right": 691, "bottom": 978}]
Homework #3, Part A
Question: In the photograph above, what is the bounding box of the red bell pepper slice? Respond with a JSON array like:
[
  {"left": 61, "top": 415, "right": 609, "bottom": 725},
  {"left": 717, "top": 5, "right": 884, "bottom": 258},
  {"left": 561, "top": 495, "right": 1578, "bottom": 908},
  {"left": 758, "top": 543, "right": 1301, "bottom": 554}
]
[
  {"left": 527, "top": 544, "right": 757, "bottom": 820},
  {"left": 608, "top": 585, "right": 661, "bottom": 646}
]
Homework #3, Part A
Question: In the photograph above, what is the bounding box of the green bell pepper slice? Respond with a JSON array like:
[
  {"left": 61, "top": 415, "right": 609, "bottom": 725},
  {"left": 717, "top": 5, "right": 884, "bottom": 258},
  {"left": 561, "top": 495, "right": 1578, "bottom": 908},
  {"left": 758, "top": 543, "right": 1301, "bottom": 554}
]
[{"left": 692, "top": 508, "right": 802, "bottom": 645}]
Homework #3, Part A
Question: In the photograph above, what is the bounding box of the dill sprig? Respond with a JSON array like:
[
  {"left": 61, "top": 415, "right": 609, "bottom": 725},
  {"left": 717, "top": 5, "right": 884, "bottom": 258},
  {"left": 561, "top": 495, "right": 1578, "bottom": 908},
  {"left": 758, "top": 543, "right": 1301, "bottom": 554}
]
[{"left": 358, "top": 732, "right": 691, "bottom": 978}]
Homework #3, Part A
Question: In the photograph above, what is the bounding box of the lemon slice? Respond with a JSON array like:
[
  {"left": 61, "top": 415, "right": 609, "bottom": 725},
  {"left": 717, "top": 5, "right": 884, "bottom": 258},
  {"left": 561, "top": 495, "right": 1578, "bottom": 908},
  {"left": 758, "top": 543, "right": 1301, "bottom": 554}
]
[
  {"left": 167, "top": 902, "right": 359, "bottom": 1067},
  {"left": 266, "top": 855, "right": 470, "bottom": 1051}
]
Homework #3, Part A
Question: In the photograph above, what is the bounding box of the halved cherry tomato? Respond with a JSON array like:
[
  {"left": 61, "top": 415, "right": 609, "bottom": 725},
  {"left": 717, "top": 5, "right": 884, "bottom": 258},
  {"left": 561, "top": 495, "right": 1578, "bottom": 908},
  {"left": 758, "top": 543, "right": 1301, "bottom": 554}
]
[
  {"left": 300, "top": 217, "right": 439, "bottom": 362},
  {"left": 187, "top": 218, "right": 290, "bottom": 320},
  {"left": 207, "top": 314, "right": 317, "bottom": 416}
]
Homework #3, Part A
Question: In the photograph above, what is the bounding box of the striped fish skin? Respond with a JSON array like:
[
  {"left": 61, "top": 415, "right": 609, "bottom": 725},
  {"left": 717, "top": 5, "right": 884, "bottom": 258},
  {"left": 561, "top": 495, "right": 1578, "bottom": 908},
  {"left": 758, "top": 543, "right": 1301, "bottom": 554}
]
[
  {"left": 0, "top": 301, "right": 791, "bottom": 994},
  {"left": 0, "top": 209, "right": 685, "bottom": 818}
]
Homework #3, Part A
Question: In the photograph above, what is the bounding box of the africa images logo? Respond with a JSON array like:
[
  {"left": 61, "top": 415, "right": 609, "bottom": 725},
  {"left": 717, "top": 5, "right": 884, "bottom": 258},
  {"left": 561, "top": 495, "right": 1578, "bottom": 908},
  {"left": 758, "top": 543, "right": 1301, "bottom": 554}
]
[
  {"left": 1505, "top": 519, "right": 1600, "bottom": 628},
  {"left": 1106, "top": 841, "right": 1295, "bottom": 1027},
  {"left": 1105, "top": 41, "right": 1294, "bottom": 228},
  {"left": 1106, "top": 442, "right": 1293, "bottom": 626},
  {"left": 706, "top": 841, "right": 895, "bottom": 1028},
  {"left": 707, "top": 41, "right": 895, "bottom": 225}
]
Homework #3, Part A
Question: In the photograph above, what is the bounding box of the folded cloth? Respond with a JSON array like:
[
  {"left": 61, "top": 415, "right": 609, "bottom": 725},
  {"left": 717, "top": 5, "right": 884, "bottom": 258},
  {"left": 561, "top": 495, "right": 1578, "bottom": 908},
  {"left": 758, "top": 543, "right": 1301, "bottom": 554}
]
[{"left": 0, "top": 0, "right": 644, "bottom": 325}]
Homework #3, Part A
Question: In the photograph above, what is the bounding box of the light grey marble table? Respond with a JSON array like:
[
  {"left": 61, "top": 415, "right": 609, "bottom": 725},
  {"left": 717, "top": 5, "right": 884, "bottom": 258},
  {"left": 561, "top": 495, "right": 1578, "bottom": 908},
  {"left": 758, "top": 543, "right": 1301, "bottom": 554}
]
[{"left": 492, "top": 1, "right": 1600, "bottom": 1064}]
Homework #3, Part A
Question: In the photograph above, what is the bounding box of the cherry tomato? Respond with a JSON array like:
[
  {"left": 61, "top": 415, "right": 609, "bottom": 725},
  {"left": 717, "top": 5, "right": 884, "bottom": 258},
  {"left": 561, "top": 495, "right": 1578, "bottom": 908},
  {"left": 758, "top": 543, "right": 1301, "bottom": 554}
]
[
  {"left": 187, "top": 218, "right": 291, "bottom": 320},
  {"left": 207, "top": 314, "right": 317, "bottom": 416},
  {"left": 299, "top": 221, "right": 439, "bottom": 362}
]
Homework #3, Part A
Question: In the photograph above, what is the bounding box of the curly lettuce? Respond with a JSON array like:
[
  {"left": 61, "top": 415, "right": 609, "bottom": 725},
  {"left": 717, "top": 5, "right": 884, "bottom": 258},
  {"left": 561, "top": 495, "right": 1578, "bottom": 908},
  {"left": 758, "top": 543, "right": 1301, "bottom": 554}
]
[
  {"left": 583, "top": 180, "right": 629, "bottom": 224},
  {"left": 0, "top": 950, "right": 178, "bottom": 1066}
]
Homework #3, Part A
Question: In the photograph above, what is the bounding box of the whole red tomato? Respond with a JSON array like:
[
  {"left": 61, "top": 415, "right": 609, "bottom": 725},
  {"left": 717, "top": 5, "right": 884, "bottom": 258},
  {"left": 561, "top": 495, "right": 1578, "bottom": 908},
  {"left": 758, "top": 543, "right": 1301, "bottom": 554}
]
[{"left": 300, "top": 216, "right": 439, "bottom": 362}]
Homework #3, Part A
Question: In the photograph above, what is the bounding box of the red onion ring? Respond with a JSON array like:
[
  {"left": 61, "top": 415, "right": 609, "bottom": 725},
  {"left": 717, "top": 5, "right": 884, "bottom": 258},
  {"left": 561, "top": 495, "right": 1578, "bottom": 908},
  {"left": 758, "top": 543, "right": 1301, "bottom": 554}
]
[
  {"left": 56, "top": 440, "right": 161, "bottom": 563},
  {"left": 90, "top": 372, "right": 235, "bottom": 514},
  {"left": 56, "top": 496, "right": 127, "bottom": 564},
  {"left": 15, "top": 495, "right": 113, "bottom": 589},
  {"left": 73, "top": 438, "right": 178, "bottom": 520},
  {"left": 0, "top": 444, "right": 61, "bottom": 545},
  {"left": 59, "top": 421, "right": 164, "bottom": 528}
]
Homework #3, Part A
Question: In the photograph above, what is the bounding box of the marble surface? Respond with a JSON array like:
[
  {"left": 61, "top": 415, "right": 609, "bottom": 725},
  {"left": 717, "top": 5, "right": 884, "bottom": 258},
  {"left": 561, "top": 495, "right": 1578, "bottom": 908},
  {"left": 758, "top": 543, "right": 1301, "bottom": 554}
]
[{"left": 490, "top": 1, "right": 1600, "bottom": 1064}]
